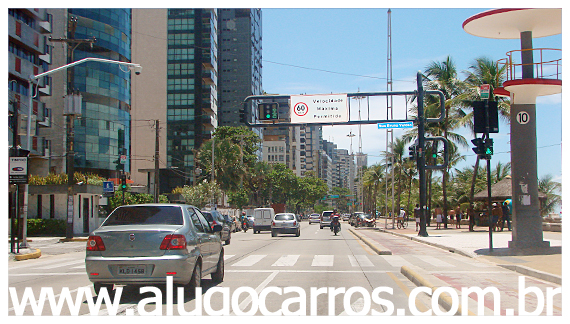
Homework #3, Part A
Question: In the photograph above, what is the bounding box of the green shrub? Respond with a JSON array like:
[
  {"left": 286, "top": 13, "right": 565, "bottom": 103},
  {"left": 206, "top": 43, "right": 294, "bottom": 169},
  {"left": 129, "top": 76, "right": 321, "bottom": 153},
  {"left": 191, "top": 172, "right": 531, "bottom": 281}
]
[{"left": 26, "top": 219, "right": 66, "bottom": 236}]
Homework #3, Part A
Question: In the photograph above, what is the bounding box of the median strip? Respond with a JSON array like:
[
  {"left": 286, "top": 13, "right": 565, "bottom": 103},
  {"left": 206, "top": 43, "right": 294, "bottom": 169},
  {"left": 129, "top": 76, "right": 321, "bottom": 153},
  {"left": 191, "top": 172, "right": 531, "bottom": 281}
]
[{"left": 348, "top": 228, "right": 391, "bottom": 255}]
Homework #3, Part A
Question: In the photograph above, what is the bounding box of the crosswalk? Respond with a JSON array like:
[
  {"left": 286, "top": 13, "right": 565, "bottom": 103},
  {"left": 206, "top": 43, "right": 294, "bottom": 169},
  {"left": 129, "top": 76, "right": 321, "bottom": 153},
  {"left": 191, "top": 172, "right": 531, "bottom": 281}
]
[{"left": 225, "top": 253, "right": 494, "bottom": 270}]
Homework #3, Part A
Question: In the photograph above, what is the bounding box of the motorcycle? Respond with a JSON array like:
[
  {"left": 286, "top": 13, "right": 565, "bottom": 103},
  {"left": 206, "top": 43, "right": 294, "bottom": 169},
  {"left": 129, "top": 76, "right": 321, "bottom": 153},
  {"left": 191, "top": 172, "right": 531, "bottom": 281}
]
[
  {"left": 241, "top": 219, "right": 249, "bottom": 232},
  {"left": 330, "top": 216, "right": 341, "bottom": 235}
]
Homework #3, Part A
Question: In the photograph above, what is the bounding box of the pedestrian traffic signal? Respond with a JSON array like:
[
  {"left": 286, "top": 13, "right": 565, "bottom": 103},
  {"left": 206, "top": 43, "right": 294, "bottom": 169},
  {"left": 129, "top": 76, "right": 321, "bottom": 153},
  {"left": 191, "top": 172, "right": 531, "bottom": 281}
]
[
  {"left": 258, "top": 103, "right": 279, "bottom": 120},
  {"left": 484, "top": 138, "right": 494, "bottom": 156},
  {"left": 239, "top": 107, "right": 247, "bottom": 124}
]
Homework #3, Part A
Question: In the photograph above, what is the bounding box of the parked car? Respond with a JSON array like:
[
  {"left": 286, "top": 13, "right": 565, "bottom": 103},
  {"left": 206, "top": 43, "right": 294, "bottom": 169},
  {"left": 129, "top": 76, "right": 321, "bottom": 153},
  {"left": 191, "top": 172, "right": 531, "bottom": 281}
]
[
  {"left": 202, "top": 210, "right": 231, "bottom": 244},
  {"left": 85, "top": 204, "right": 224, "bottom": 295},
  {"left": 308, "top": 214, "right": 320, "bottom": 224},
  {"left": 222, "top": 214, "right": 237, "bottom": 233},
  {"left": 320, "top": 210, "right": 334, "bottom": 229},
  {"left": 342, "top": 213, "right": 351, "bottom": 221},
  {"left": 271, "top": 213, "right": 300, "bottom": 237},
  {"left": 350, "top": 212, "right": 364, "bottom": 226}
]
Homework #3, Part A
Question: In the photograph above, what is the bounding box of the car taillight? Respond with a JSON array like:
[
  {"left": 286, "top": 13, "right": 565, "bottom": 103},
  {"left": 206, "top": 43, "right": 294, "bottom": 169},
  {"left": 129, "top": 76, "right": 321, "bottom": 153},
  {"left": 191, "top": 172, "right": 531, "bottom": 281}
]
[
  {"left": 293, "top": 221, "right": 297, "bottom": 226},
  {"left": 160, "top": 234, "right": 187, "bottom": 250},
  {"left": 86, "top": 236, "right": 106, "bottom": 251},
  {"left": 272, "top": 221, "right": 276, "bottom": 226}
]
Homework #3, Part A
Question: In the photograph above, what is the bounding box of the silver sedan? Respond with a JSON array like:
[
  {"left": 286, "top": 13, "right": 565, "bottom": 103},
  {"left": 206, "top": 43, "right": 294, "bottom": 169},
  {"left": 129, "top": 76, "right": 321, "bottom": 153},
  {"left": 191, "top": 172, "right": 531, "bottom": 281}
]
[
  {"left": 271, "top": 213, "right": 301, "bottom": 237},
  {"left": 85, "top": 204, "right": 224, "bottom": 295}
]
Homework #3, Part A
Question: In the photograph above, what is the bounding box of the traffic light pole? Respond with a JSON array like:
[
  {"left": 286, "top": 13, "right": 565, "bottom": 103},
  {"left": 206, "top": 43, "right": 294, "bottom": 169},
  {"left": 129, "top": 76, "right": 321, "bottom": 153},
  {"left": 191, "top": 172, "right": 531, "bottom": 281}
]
[
  {"left": 416, "top": 72, "right": 429, "bottom": 237},
  {"left": 485, "top": 100, "right": 493, "bottom": 251}
]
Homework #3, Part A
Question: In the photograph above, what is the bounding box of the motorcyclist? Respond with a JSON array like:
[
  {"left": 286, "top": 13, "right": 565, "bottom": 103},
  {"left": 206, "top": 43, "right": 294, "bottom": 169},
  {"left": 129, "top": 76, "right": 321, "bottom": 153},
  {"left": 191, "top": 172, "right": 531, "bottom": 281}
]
[
  {"left": 330, "top": 209, "right": 341, "bottom": 233},
  {"left": 240, "top": 212, "right": 248, "bottom": 231}
]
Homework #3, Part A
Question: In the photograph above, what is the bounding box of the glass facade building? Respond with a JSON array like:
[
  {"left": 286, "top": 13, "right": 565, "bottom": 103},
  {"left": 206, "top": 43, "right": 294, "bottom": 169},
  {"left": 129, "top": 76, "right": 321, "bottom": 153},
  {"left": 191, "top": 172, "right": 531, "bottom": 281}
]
[
  {"left": 68, "top": 9, "right": 132, "bottom": 175},
  {"left": 165, "top": 9, "right": 218, "bottom": 189}
]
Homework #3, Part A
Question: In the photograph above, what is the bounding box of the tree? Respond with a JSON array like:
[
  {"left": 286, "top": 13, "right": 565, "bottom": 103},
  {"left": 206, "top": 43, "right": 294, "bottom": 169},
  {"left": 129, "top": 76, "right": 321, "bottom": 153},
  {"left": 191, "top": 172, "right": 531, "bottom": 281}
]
[
  {"left": 538, "top": 174, "right": 561, "bottom": 216},
  {"left": 267, "top": 163, "right": 298, "bottom": 205},
  {"left": 174, "top": 180, "right": 222, "bottom": 209}
]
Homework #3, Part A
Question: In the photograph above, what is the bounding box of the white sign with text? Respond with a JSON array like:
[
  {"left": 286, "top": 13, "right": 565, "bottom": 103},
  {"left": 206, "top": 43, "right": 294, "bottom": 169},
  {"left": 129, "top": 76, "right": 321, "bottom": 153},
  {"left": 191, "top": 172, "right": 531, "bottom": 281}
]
[{"left": 290, "top": 94, "right": 349, "bottom": 124}]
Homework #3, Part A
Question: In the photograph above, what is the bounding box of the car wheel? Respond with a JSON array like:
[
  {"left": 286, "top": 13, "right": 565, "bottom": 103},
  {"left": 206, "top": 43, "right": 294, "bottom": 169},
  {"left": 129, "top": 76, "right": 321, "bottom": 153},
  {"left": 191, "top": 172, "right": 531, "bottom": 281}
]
[
  {"left": 211, "top": 251, "right": 224, "bottom": 283},
  {"left": 271, "top": 230, "right": 276, "bottom": 237},
  {"left": 94, "top": 283, "right": 113, "bottom": 296},
  {"left": 188, "top": 260, "right": 201, "bottom": 292},
  {"left": 320, "top": 225, "right": 323, "bottom": 229}
]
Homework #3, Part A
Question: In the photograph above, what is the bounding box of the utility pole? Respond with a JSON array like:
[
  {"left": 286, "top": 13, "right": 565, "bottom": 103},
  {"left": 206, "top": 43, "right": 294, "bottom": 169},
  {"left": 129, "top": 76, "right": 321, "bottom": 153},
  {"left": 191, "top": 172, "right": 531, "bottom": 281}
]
[
  {"left": 154, "top": 120, "right": 160, "bottom": 203},
  {"left": 417, "top": 72, "right": 429, "bottom": 237},
  {"left": 50, "top": 16, "right": 96, "bottom": 239}
]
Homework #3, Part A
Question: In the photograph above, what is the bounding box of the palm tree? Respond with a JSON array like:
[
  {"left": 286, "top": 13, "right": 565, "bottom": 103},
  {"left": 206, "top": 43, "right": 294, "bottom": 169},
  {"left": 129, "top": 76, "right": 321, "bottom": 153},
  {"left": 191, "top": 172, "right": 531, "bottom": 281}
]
[
  {"left": 538, "top": 174, "right": 561, "bottom": 216},
  {"left": 422, "top": 56, "right": 469, "bottom": 226}
]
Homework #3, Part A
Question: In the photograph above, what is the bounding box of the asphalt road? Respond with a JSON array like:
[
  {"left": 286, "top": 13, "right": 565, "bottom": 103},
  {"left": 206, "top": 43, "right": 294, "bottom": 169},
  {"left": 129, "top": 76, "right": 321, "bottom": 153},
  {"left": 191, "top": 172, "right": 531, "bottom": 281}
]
[{"left": 8, "top": 221, "right": 561, "bottom": 316}]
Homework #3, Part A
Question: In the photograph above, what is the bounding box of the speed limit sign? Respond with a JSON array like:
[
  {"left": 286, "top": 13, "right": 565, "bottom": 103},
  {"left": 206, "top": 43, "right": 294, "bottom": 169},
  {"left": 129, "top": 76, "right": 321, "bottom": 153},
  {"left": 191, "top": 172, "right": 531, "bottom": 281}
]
[
  {"left": 516, "top": 111, "right": 530, "bottom": 125},
  {"left": 293, "top": 102, "right": 308, "bottom": 117}
]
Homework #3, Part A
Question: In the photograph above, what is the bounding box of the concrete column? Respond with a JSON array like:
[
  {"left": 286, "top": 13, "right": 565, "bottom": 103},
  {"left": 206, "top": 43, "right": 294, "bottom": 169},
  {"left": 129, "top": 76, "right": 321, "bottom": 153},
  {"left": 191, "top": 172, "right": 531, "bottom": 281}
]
[
  {"left": 508, "top": 104, "right": 549, "bottom": 249},
  {"left": 520, "top": 31, "right": 534, "bottom": 79}
]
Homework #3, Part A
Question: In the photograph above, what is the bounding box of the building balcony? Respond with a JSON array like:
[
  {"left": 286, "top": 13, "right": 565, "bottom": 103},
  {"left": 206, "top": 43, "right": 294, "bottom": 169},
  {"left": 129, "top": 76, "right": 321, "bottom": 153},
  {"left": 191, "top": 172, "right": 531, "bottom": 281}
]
[{"left": 497, "top": 48, "right": 561, "bottom": 102}]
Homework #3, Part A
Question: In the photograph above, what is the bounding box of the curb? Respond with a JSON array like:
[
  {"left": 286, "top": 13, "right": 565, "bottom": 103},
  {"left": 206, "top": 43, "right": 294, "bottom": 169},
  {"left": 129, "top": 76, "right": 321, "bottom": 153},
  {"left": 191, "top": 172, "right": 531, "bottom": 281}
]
[
  {"left": 378, "top": 228, "right": 561, "bottom": 286},
  {"left": 377, "top": 227, "right": 475, "bottom": 258},
  {"left": 14, "top": 248, "right": 42, "bottom": 261},
  {"left": 401, "top": 265, "right": 474, "bottom": 316},
  {"left": 498, "top": 264, "right": 562, "bottom": 285},
  {"left": 348, "top": 228, "right": 392, "bottom": 255},
  {"left": 59, "top": 237, "right": 89, "bottom": 242}
]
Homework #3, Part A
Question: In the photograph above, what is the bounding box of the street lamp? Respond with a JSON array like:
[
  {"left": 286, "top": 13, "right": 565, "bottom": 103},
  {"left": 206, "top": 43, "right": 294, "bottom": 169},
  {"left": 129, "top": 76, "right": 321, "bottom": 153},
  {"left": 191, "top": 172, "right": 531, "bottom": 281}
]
[{"left": 20, "top": 58, "right": 142, "bottom": 246}]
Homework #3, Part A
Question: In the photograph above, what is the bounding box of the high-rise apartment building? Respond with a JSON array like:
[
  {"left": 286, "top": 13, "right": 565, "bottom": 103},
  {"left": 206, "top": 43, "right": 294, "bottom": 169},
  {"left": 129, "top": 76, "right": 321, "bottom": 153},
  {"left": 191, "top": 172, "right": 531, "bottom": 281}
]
[
  {"left": 218, "top": 9, "right": 262, "bottom": 127},
  {"left": 131, "top": 9, "right": 218, "bottom": 193},
  {"left": 42, "top": 9, "right": 133, "bottom": 178},
  {"left": 9, "top": 9, "right": 53, "bottom": 175}
]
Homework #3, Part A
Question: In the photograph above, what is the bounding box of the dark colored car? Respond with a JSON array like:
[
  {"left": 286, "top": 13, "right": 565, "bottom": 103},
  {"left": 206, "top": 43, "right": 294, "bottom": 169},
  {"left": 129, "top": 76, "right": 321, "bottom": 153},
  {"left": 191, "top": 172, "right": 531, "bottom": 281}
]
[
  {"left": 222, "top": 214, "right": 237, "bottom": 233},
  {"left": 201, "top": 210, "right": 231, "bottom": 245},
  {"left": 85, "top": 204, "right": 224, "bottom": 295}
]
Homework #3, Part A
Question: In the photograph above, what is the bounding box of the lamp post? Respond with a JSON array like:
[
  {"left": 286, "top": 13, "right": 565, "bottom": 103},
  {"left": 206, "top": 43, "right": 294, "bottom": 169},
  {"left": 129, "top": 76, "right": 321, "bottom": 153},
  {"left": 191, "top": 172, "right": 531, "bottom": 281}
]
[{"left": 22, "top": 58, "right": 142, "bottom": 244}]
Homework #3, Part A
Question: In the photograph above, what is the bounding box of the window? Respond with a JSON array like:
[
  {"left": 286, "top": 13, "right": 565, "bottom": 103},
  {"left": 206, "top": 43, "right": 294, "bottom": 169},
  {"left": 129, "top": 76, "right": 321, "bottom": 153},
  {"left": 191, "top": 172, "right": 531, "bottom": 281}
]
[{"left": 189, "top": 208, "right": 205, "bottom": 233}]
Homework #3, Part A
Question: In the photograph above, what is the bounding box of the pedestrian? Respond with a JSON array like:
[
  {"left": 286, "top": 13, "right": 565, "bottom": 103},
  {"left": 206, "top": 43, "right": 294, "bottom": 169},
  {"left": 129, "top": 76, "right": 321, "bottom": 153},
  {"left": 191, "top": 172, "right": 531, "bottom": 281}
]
[
  {"left": 501, "top": 201, "right": 512, "bottom": 231},
  {"left": 455, "top": 205, "right": 462, "bottom": 229},
  {"left": 448, "top": 208, "right": 456, "bottom": 227},
  {"left": 434, "top": 205, "right": 443, "bottom": 229},
  {"left": 491, "top": 203, "right": 503, "bottom": 231},
  {"left": 414, "top": 204, "right": 420, "bottom": 231}
]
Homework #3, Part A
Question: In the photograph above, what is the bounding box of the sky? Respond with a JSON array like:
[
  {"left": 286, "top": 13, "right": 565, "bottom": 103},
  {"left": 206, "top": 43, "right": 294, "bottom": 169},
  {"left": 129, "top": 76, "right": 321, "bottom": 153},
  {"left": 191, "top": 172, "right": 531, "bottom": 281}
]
[{"left": 259, "top": 7, "right": 563, "bottom": 191}]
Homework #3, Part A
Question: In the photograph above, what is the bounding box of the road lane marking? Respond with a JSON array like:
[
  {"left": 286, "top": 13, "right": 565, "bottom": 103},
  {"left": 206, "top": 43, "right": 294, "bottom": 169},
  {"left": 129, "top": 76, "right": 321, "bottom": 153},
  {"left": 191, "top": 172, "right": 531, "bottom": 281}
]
[
  {"left": 348, "top": 230, "right": 374, "bottom": 255},
  {"left": 272, "top": 255, "right": 300, "bottom": 267},
  {"left": 386, "top": 271, "right": 430, "bottom": 314},
  {"left": 37, "top": 259, "right": 85, "bottom": 270},
  {"left": 415, "top": 255, "right": 456, "bottom": 268},
  {"left": 381, "top": 255, "right": 414, "bottom": 268},
  {"left": 348, "top": 255, "right": 374, "bottom": 267},
  {"left": 311, "top": 255, "right": 334, "bottom": 267},
  {"left": 232, "top": 254, "right": 266, "bottom": 267},
  {"left": 231, "top": 271, "right": 279, "bottom": 315}
]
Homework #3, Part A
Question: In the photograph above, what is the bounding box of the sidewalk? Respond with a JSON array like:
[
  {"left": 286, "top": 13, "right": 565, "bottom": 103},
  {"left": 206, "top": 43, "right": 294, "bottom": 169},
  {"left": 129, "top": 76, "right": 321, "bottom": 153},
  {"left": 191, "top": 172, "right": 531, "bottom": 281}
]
[
  {"left": 8, "top": 236, "right": 88, "bottom": 261},
  {"left": 357, "top": 221, "right": 562, "bottom": 284}
]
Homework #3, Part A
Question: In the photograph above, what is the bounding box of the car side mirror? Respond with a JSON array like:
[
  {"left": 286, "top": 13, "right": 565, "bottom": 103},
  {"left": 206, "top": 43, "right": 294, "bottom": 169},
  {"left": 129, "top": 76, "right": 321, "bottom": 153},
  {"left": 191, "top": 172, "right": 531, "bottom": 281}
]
[{"left": 213, "top": 224, "right": 223, "bottom": 232}]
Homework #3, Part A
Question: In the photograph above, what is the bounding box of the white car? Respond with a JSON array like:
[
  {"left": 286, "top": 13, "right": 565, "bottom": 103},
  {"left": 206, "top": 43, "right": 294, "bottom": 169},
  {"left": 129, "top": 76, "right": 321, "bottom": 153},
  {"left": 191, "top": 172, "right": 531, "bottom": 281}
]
[
  {"left": 342, "top": 213, "right": 351, "bottom": 221},
  {"left": 308, "top": 214, "right": 321, "bottom": 224},
  {"left": 271, "top": 213, "right": 300, "bottom": 237}
]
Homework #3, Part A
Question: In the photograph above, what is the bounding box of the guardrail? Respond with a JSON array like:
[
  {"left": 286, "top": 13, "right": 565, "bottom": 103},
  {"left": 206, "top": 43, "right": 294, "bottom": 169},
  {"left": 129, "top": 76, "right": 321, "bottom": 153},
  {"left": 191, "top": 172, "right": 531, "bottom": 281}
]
[{"left": 498, "top": 48, "right": 561, "bottom": 81}]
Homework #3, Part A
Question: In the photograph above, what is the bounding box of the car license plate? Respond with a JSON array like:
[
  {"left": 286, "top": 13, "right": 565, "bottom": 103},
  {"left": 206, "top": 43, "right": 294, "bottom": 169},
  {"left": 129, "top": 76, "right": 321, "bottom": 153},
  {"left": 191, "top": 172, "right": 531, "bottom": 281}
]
[{"left": 118, "top": 265, "right": 146, "bottom": 275}]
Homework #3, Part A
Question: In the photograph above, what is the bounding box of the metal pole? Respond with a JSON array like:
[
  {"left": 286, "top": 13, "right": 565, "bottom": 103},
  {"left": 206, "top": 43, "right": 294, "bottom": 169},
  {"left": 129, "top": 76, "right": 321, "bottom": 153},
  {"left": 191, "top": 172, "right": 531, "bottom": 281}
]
[
  {"left": 417, "top": 72, "right": 428, "bottom": 237},
  {"left": 211, "top": 135, "right": 215, "bottom": 209},
  {"left": 485, "top": 101, "right": 493, "bottom": 251},
  {"left": 154, "top": 120, "right": 160, "bottom": 203}
]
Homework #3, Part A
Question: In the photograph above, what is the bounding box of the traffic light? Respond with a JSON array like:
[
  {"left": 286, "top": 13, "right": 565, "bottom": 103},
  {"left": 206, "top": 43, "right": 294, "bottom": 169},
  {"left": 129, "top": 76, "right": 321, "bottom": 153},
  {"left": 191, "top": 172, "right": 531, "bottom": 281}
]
[
  {"left": 120, "top": 174, "right": 127, "bottom": 191},
  {"left": 239, "top": 107, "right": 247, "bottom": 123},
  {"left": 484, "top": 138, "right": 494, "bottom": 157},
  {"left": 258, "top": 103, "right": 279, "bottom": 120},
  {"left": 408, "top": 144, "right": 418, "bottom": 161},
  {"left": 471, "top": 138, "right": 485, "bottom": 156}
]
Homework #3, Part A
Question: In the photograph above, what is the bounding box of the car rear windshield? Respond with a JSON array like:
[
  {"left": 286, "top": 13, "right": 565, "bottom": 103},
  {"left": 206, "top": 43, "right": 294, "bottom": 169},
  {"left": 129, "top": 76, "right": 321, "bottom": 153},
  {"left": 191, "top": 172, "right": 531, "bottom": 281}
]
[
  {"left": 275, "top": 214, "right": 295, "bottom": 220},
  {"left": 323, "top": 212, "right": 333, "bottom": 217},
  {"left": 102, "top": 206, "right": 183, "bottom": 226}
]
